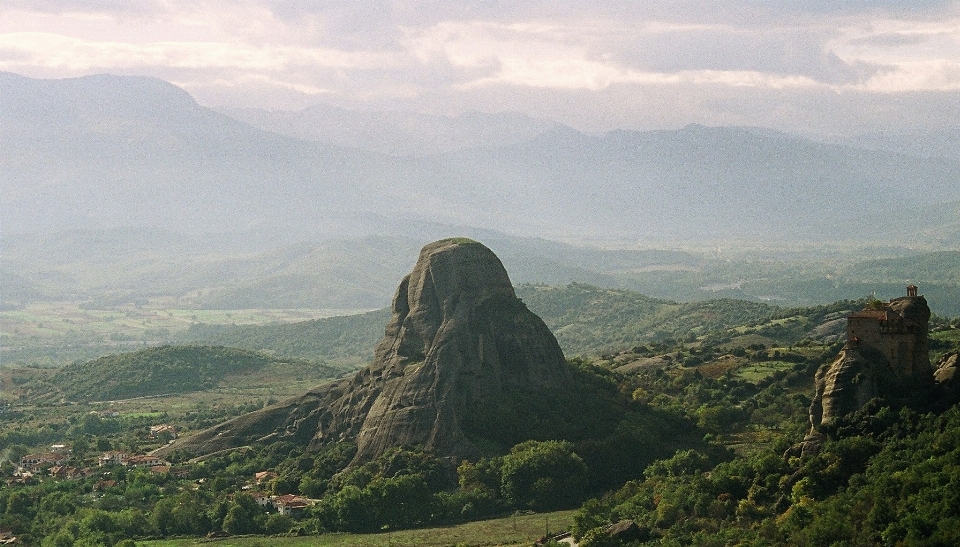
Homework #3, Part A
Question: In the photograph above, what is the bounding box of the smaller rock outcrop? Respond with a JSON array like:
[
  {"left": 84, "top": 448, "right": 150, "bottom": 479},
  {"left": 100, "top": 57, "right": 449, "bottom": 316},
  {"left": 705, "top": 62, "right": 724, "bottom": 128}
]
[
  {"left": 934, "top": 352, "right": 959, "bottom": 385},
  {"left": 605, "top": 520, "right": 650, "bottom": 543},
  {"left": 934, "top": 351, "right": 960, "bottom": 401},
  {"left": 809, "top": 289, "right": 932, "bottom": 431},
  {"left": 802, "top": 288, "right": 935, "bottom": 454}
]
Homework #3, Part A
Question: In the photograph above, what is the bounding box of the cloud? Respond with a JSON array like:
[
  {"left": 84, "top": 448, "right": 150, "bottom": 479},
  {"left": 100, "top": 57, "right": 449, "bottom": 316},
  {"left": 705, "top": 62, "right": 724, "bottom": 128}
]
[
  {"left": 2, "top": 1, "right": 960, "bottom": 134},
  {"left": 0, "top": 32, "right": 394, "bottom": 72},
  {"left": 757, "top": 0, "right": 956, "bottom": 16}
]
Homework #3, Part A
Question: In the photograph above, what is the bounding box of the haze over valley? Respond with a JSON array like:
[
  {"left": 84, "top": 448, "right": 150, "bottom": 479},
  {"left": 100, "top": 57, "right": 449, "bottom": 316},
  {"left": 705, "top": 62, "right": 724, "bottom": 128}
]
[{"left": 3, "top": 71, "right": 960, "bottom": 370}]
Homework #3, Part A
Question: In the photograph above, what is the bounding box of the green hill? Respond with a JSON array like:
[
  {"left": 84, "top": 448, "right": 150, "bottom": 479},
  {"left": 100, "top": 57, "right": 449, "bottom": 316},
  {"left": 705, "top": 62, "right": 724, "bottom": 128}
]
[
  {"left": 516, "top": 283, "right": 779, "bottom": 355},
  {"left": 187, "top": 308, "right": 392, "bottom": 365},
  {"left": 187, "top": 284, "right": 858, "bottom": 362},
  {"left": 51, "top": 345, "right": 344, "bottom": 402}
]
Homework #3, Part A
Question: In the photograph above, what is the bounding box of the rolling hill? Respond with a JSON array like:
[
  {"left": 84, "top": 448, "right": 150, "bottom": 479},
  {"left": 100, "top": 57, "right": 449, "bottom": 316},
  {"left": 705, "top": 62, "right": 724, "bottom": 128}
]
[
  {"left": 187, "top": 284, "right": 858, "bottom": 362},
  {"left": 50, "top": 345, "right": 345, "bottom": 402}
]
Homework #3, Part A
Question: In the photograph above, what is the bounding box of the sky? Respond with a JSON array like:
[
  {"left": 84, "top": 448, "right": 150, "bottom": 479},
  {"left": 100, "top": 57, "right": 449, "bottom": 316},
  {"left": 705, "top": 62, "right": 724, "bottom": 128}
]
[{"left": 2, "top": 1, "right": 960, "bottom": 137}]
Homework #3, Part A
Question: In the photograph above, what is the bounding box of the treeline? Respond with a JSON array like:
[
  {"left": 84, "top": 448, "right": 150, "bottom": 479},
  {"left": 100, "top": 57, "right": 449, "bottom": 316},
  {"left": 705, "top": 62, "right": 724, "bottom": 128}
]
[
  {"left": 179, "top": 284, "right": 862, "bottom": 366},
  {"left": 181, "top": 283, "right": 794, "bottom": 364}
]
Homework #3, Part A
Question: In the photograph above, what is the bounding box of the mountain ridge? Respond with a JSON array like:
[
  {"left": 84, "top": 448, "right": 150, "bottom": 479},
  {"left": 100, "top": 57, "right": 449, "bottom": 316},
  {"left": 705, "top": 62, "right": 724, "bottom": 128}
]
[{"left": 4, "top": 71, "right": 960, "bottom": 243}]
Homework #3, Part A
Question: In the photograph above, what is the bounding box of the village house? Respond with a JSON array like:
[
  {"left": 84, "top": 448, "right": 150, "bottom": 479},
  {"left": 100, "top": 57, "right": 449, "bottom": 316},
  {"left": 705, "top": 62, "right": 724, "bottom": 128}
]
[
  {"left": 93, "top": 479, "right": 117, "bottom": 491},
  {"left": 254, "top": 470, "right": 278, "bottom": 484},
  {"left": 272, "top": 494, "right": 311, "bottom": 516},
  {"left": 97, "top": 451, "right": 169, "bottom": 468},
  {"left": 125, "top": 455, "right": 170, "bottom": 468},
  {"left": 149, "top": 424, "right": 178, "bottom": 439},
  {"left": 0, "top": 529, "right": 17, "bottom": 545},
  {"left": 48, "top": 466, "right": 92, "bottom": 480},
  {"left": 98, "top": 451, "right": 128, "bottom": 467},
  {"left": 19, "top": 453, "right": 67, "bottom": 473},
  {"left": 252, "top": 491, "right": 272, "bottom": 507}
]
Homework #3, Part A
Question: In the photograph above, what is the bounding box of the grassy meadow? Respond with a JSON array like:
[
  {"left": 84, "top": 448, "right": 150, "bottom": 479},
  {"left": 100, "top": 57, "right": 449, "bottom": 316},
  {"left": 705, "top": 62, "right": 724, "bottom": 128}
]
[{"left": 142, "top": 510, "right": 576, "bottom": 547}]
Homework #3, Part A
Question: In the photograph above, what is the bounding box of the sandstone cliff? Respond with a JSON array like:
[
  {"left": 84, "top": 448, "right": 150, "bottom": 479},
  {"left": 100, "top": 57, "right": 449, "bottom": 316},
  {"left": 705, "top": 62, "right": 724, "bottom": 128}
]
[{"left": 160, "top": 238, "right": 597, "bottom": 463}]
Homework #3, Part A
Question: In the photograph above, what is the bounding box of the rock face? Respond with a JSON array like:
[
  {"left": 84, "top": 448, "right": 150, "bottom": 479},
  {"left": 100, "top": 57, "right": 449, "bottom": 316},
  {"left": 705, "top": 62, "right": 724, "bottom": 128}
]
[
  {"left": 160, "top": 238, "right": 577, "bottom": 463},
  {"left": 808, "top": 291, "right": 932, "bottom": 432},
  {"left": 934, "top": 352, "right": 960, "bottom": 400}
]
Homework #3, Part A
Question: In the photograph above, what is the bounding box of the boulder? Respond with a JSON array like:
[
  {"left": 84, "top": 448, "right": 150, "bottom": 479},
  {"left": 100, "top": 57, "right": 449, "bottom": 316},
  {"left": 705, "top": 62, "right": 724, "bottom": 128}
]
[
  {"left": 606, "top": 520, "right": 649, "bottom": 543},
  {"left": 934, "top": 351, "right": 960, "bottom": 404},
  {"left": 934, "top": 352, "right": 959, "bottom": 386}
]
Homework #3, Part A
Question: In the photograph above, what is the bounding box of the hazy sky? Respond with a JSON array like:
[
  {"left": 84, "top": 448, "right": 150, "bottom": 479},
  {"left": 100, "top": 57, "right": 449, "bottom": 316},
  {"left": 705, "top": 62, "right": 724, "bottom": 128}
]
[{"left": 3, "top": 1, "right": 960, "bottom": 136}]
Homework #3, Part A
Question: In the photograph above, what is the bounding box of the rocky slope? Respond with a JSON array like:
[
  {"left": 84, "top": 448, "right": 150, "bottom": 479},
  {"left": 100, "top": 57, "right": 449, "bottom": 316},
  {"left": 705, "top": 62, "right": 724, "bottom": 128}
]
[{"left": 160, "top": 238, "right": 597, "bottom": 463}]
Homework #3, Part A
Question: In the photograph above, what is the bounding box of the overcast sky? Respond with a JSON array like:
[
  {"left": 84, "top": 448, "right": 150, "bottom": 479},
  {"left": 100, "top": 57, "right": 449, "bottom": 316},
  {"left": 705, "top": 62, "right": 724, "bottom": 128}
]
[{"left": 2, "top": 1, "right": 960, "bottom": 137}]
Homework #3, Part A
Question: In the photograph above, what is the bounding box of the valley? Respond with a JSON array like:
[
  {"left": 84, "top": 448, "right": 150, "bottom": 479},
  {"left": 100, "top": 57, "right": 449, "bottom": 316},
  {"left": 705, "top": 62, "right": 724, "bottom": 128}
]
[{"left": 2, "top": 240, "right": 958, "bottom": 546}]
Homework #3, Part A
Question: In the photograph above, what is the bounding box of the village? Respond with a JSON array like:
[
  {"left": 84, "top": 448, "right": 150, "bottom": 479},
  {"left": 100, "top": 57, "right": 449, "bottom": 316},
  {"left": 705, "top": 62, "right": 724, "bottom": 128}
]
[{"left": 11, "top": 435, "right": 315, "bottom": 517}]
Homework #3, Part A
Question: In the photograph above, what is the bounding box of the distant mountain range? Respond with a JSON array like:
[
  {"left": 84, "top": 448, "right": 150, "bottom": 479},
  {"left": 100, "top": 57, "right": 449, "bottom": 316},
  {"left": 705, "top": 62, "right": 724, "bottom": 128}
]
[
  {"left": 3, "top": 71, "right": 959, "bottom": 244},
  {"left": 218, "top": 104, "right": 559, "bottom": 156}
]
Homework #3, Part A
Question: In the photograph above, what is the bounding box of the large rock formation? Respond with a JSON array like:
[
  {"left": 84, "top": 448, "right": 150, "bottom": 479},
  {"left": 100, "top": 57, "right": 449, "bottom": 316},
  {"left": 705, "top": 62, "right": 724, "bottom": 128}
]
[{"left": 160, "top": 238, "right": 586, "bottom": 463}]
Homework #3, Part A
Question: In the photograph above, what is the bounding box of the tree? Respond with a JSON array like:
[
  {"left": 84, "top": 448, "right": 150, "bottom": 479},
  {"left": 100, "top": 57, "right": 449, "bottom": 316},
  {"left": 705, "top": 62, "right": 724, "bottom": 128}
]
[
  {"left": 221, "top": 494, "right": 263, "bottom": 535},
  {"left": 499, "top": 440, "right": 589, "bottom": 511},
  {"left": 299, "top": 475, "right": 324, "bottom": 498},
  {"left": 264, "top": 512, "right": 294, "bottom": 534},
  {"left": 332, "top": 485, "right": 369, "bottom": 532},
  {"left": 367, "top": 473, "right": 434, "bottom": 528}
]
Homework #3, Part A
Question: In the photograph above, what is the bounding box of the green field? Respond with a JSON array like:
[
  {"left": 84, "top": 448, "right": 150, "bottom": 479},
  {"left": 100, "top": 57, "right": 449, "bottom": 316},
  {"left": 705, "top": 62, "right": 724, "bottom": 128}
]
[{"left": 142, "top": 510, "right": 576, "bottom": 547}]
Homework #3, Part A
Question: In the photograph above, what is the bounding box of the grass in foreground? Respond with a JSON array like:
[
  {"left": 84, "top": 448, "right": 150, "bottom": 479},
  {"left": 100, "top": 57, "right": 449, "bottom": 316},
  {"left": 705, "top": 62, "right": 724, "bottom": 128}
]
[{"left": 142, "top": 510, "right": 576, "bottom": 547}]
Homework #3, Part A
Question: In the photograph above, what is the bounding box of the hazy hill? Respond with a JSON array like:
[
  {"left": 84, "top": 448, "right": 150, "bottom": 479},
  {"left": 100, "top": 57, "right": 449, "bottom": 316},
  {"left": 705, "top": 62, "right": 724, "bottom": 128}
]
[
  {"left": 4, "top": 71, "right": 960, "bottom": 244},
  {"left": 1, "top": 228, "right": 697, "bottom": 309},
  {"left": 5, "top": 227, "right": 959, "bottom": 317},
  {"left": 219, "top": 104, "right": 559, "bottom": 156},
  {"left": 434, "top": 124, "right": 960, "bottom": 241},
  {"left": 848, "top": 126, "right": 960, "bottom": 163},
  {"left": 0, "top": 71, "right": 395, "bottom": 236},
  {"left": 190, "top": 308, "right": 392, "bottom": 365},
  {"left": 189, "top": 284, "right": 855, "bottom": 362}
]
